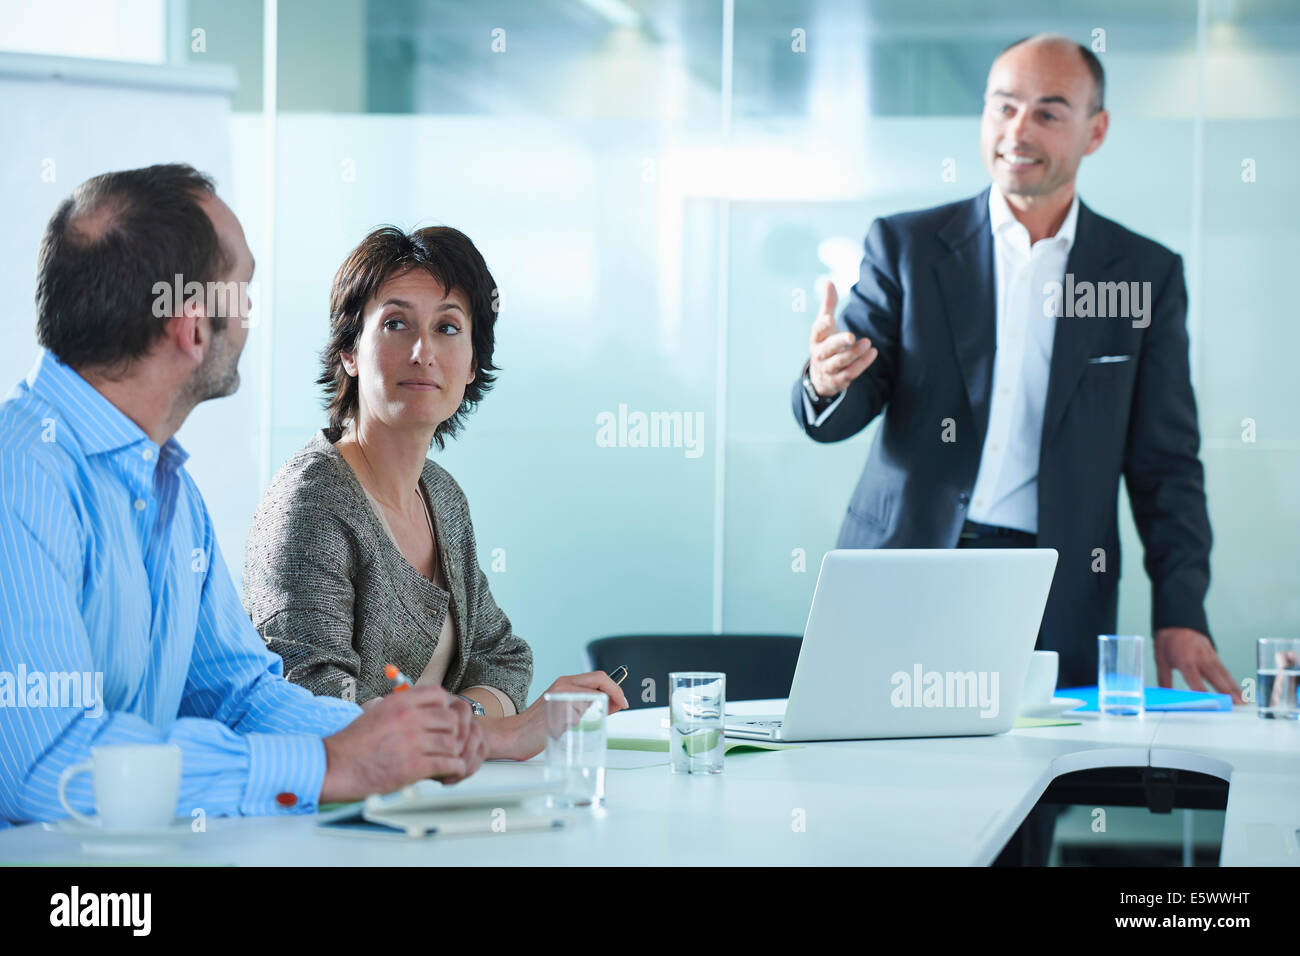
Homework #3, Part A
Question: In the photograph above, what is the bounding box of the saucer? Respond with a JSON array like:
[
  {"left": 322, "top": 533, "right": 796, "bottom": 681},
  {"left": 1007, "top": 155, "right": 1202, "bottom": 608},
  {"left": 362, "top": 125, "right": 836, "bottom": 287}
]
[
  {"left": 1019, "top": 697, "right": 1086, "bottom": 719},
  {"left": 48, "top": 817, "right": 192, "bottom": 855}
]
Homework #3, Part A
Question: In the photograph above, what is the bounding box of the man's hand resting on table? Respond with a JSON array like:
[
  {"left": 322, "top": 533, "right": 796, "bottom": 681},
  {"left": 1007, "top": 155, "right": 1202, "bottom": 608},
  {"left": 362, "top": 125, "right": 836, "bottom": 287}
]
[
  {"left": 1154, "top": 627, "right": 1244, "bottom": 705},
  {"left": 320, "top": 686, "right": 487, "bottom": 802}
]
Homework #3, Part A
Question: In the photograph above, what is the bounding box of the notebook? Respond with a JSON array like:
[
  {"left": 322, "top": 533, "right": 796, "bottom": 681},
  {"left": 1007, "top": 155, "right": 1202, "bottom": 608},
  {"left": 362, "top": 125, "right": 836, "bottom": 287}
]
[{"left": 318, "top": 777, "right": 566, "bottom": 839}]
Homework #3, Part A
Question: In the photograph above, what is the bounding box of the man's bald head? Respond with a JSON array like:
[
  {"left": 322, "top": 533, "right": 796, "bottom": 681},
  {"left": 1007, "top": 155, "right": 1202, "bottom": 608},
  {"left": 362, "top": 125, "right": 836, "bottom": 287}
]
[
  {"left": 980, "top": 33, "right": 1110, "bottom": 203},
  {"left": 997, "top": 33, "right": 1105, "bottom": 116}
]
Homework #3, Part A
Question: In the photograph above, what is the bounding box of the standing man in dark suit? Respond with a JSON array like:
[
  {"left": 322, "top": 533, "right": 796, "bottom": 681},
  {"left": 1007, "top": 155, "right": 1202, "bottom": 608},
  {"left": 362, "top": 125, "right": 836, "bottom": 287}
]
[{"left": 791, "top": 34, "right": 1242, "bottom": 862}]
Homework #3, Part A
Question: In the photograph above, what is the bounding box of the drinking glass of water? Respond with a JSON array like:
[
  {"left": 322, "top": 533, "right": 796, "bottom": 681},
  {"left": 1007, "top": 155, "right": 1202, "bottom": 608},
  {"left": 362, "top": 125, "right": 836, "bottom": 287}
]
[
  {"left": 1257, "top": 638, "right": 1300, "bottom": 720},
  {"left": 543, "top": 692, "right": 606, "bottom": 807},
  {"left": 669, "top": 672, "right": 725, "bottom": 774},
  {"left": 1098, "top": 634, "right": 1144, "bottom": 716}
]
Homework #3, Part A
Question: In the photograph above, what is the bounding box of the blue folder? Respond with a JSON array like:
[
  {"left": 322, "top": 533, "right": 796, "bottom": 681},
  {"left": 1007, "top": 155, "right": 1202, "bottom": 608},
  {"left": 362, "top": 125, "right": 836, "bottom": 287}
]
[{"left": 1058, "top": 685, "right": 1234, "bottom": 713}]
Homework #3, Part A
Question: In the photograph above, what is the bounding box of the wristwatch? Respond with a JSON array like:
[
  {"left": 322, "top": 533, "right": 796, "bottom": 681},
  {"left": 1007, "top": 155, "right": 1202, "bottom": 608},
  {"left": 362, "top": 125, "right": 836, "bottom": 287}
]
[
  {"left": 455, "top": 693, "right": 486, "bottom": 716},
  {"left": 801, "top": 361, "right": 834, "bottom": 409}
]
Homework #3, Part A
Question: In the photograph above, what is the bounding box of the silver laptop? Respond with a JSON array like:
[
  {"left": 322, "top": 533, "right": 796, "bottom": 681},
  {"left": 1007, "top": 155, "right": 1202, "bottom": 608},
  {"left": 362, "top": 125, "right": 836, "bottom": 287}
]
[{"left": 725, "top": 548, "right": 1058, "bottom": 741}]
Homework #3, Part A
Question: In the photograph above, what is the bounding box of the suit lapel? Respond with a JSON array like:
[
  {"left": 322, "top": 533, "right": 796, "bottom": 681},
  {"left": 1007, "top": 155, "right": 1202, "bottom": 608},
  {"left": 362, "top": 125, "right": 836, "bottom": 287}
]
[
  {"left": 1040, "top": 201, "right": 1125, "bottom": 444},
  {"left": 934, "top": 188, "right": 997, "bottom": 442}
]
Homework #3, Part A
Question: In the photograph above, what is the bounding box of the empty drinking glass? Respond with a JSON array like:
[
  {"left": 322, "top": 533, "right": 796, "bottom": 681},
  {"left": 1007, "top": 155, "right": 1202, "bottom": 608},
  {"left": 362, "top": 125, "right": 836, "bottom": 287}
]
[{"left": 543, "top": 692, "right": 606, "bottom": 807}]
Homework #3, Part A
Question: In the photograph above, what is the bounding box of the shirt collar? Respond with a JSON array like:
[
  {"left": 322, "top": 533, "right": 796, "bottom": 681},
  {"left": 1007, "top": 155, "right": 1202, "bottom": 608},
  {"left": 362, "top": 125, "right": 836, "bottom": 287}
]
[
  {"left": 26, "top": 349, "right": 189, "bottom": 467},
  {"left": 988, "top": 184, "right": 1079, "bottom": 253}
]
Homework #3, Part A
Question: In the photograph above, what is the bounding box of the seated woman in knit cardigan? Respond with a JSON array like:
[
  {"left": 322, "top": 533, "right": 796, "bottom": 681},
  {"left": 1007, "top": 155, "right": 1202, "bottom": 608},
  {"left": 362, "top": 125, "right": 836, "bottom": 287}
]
[{"left": 242, "top": 224, "right": 627, "bottom": 760}]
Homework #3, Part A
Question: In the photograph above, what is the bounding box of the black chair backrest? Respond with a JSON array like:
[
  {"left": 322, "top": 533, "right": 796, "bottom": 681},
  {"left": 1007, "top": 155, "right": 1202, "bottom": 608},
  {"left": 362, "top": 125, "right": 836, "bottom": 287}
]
[{"left": 585, "top": 634, "right": 802, "bottom": 710}]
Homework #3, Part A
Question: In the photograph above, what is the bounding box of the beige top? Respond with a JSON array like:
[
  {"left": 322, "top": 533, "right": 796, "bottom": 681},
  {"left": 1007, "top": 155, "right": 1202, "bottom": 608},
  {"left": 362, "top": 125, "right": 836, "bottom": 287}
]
[{"left": 359, "top": 483, "right": 516, "bottom": 716}]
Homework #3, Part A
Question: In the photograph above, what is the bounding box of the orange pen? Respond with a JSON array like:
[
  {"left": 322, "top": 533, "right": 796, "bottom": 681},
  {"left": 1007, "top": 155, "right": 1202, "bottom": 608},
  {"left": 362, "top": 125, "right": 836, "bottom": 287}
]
[{"left": 384, "top": 663, "right": 414, "bottom": 692}]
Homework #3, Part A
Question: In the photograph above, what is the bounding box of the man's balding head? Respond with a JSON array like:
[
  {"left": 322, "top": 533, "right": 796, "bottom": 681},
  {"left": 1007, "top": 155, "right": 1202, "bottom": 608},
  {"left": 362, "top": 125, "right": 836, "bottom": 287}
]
[
  {"left": 999, "top": 34, "right": 1105, "bottom": 116},
  {"left": 36, "top": 163, "right": 232, "bottom": 373},
  {"left": 980, "top": 33, "right": 1109, "bottom": 203},
  {"left": 64, "top": 192, "right": 132, "bottom": 246}
]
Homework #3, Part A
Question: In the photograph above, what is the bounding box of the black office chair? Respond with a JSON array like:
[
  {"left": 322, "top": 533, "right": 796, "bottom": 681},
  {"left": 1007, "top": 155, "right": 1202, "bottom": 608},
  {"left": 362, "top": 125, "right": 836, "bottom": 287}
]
[{"left": 585, "top": 634, "right": 802, "bottom": 710}]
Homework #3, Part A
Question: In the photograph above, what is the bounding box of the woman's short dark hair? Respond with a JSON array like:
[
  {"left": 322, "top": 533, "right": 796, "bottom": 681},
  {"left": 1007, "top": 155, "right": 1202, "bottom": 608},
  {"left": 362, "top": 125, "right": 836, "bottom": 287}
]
[
  {"left": 36, "top": 163, "right": 228, "bottom": 373},
  {"left": 319, "top": 226, "right": 499, "bottom": 449}
]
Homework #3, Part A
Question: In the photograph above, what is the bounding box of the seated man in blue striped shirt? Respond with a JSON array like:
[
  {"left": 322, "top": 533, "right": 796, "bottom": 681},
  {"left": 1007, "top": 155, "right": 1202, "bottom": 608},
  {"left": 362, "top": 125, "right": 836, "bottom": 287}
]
[{"left": 0, "top": 164, "right": 487, "bottom": 826}]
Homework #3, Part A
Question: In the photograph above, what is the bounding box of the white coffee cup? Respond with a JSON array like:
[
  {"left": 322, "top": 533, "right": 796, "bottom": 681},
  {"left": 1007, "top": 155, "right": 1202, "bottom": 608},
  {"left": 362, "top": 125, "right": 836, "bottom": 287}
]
[
  {"left": 1021, "top": 650, "right": 1060, "bottom": 708},
  {"left": 57, "top": 744, "right": 182, "bottom": 830}
]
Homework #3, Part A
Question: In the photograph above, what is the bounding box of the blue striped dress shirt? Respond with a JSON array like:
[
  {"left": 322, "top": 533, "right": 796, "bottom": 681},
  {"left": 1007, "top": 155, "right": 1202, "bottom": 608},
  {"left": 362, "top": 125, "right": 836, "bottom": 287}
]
[{"left": 0, "top": 350, "right": 362, "bottom": 827}]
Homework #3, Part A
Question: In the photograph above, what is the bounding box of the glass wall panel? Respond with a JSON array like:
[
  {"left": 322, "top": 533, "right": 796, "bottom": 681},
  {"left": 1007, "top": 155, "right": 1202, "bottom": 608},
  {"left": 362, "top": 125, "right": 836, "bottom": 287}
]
[{"left": 269, "top": 0, "right": 723, "bottom": 686}]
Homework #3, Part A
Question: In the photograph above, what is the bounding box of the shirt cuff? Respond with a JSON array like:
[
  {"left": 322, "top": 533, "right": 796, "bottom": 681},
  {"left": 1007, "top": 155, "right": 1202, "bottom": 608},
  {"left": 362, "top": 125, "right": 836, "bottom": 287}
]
[
  {"left": 241, "top": 733, "right": 329, "bottom": 816},
  {"left": 802, "top": 385, "right": 847, "bottom": 427},
  {"left": 465, "top": 684, "right": 517, "bottom": 717}
]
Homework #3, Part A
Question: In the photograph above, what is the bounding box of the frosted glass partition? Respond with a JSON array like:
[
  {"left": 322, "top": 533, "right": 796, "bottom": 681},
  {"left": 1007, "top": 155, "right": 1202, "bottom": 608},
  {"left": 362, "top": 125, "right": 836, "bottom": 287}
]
[
  {"left": 1197, "top": 17, "right": 1300, "bottom": 681},
  {"left": 270, "top": 8, "right": 725, "bottom": 689},
  {"left": 259, "top": 0, "right": 1300, "bottom": 703}
]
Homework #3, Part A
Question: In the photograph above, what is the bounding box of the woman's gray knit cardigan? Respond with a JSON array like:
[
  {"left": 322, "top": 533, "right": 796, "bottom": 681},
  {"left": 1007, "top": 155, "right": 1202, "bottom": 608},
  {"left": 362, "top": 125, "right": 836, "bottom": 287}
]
[{"left": 241, "top": 428, "right": 533, "bottom": 710}]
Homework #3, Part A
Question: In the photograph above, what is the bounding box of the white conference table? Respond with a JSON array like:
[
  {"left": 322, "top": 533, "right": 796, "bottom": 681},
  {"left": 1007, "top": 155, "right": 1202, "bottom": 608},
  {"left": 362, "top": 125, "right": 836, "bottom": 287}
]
[
  {"left": 1143, "top": 710, "right": 1300, "bottom": 866},
  {"left": 0, "top": 699, "right": 1294, "bottom": 866}
]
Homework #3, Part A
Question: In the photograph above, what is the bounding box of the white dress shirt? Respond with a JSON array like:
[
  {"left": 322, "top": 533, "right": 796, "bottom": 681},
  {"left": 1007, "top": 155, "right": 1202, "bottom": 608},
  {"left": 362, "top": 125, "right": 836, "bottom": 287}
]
[
  {"left": 967, "top": 185, "right": 1078, "bottom": 533},
  {"left": 805, "top": 186, "right": 1079, "bottom": 535}
]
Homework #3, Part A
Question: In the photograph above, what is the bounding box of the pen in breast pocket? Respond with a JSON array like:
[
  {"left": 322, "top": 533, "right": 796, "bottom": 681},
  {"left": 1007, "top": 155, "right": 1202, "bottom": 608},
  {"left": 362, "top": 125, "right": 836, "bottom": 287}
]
[{"left": 384, "top": 663, "right": 414, "bottom": 692}]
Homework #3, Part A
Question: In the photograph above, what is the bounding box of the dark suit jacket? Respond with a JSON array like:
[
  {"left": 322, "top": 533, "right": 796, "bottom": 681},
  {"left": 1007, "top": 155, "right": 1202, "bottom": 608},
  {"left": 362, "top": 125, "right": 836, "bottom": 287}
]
[{"left": 791, "top": 186, "right": 1213, "bottom": 687}]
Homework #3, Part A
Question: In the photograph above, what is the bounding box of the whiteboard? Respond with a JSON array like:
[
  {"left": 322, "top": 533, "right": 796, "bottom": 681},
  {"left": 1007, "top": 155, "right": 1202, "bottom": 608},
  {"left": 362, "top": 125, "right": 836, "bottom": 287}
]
[{"left": 0, "top": 52, "right": 263, "bottom": 583}]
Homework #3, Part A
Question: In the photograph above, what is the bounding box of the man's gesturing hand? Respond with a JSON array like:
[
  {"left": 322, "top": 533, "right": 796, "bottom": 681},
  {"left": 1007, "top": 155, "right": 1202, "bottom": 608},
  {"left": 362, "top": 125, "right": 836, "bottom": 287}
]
[
  {"left": 808, "top": 281, "right": 877, "bottom": 400},
  {"left": 320, "top": 686, "right": 483, "bottom": 803}
]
